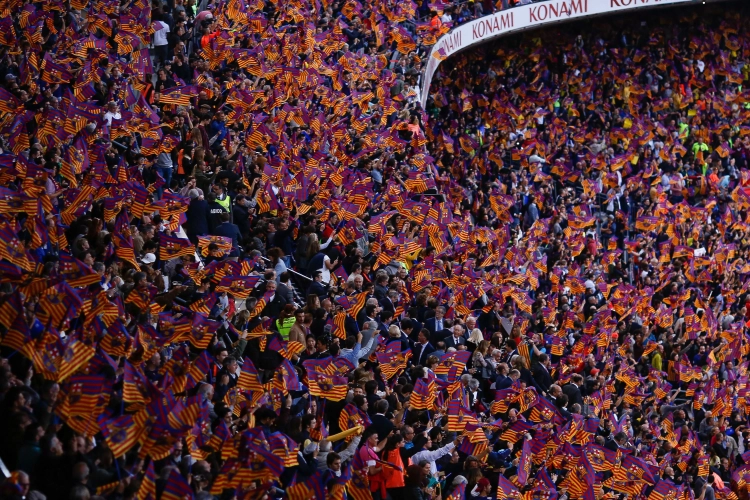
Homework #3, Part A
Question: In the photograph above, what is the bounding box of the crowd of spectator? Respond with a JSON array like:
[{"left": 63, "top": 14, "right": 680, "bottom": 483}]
[{"left": 0, "top": 0, "right": 748, "bottom": 499}]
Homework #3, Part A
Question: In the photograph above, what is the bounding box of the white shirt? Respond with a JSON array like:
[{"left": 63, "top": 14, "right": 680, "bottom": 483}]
[
  {"left": 153, "top": 22, "right": 170, "bottom": 46},
  {"left": 320, "top": 255, "right": 331, "bottom": 284},
  {"left": 410, "top": 442, "right": 455, "bottom": 475},
  {"left": 103, "top": 110, "right": 121, "bottom": 126}
]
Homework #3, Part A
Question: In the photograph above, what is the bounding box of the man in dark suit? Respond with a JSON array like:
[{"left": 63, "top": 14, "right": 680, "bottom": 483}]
[
  {"left": 495, "top": 368, "right": 519, "bottom": 390},
  {"left": 562, "top": 373, "right": 585, "bottom": 409},
  {"left": 370, "top": 400, "right": 395, "bottom": 440},
  {"left": 414, "top": 329, "right": 436, "bottom": 366},
  {"left": 262, "top": 270, "right": 293, "bottom": 306},
  {"left": 213, "top": 355, "right": 239, "bottom": 402},
  {"left": 211, "top": 212, "right": 243, "bottom": 248},
  {"left": 424, "top": 306, "right": 446, "bottom": 336},
  {"left": 259, "top": 279, "right": 288, "bottom": 318},
  {"left": 378, "top": 310, "right": 394, "bottom": 337},
  {"left": 379, "top": 290, "right": 397, "bottom": 314},
  {"left": 385, "top": 323, "right": 411, "bottom": 352},
  {"left": 605, "top": 432, "right": 629, "bottom": 452},
  {"left": 307, "top": 271, "right": 327, "bottom": 298},
  {"left": 444, "top": 324, "right": 467, "bottom": 349},
  {"left": 373, "top": 274, "right": 389, "bottom": 302},
  {"left": 547, "top": 384, "right": 572, "bottom": 419},
  {"left": 403, "top": 310, "right": 423, "bottom": 341},
  {"left": 531, "top": 353, "right": 553, "bottom": 394},
  {"left": 358, "top": 302, "right": 379, "bottom": 331}
]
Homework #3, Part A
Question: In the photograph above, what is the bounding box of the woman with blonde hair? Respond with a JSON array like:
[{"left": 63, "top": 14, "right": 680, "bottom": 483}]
[
  {"left": 191, "top": 126, "right": 206, "bottom": 150},
  {"left": 471, "top": 340, "right": 492, "bottom": 379},
  {"left": 511, "top": 354, "right": 538, "bottom": 389},
  {"left": 466, "top": 328, "right": 484, "bottom": 354},
  {"left": 511, "top": 354, "right": 529, "bottom": 370},
  {"left": 304, "top": 294, "right": 320, "bottom": 314}
]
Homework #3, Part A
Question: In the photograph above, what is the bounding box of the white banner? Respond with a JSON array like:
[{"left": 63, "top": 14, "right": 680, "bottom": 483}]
[{"left": 420, "top": 0, "right": 708, "bottom": 105}]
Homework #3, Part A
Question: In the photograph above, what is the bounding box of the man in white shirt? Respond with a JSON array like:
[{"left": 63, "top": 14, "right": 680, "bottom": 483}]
[
  {"left": 426, "top": 306, "right": 446, "bottom": 336},
  {"left": 445, "top": 324, "right": 467, "bottom": 349},
  {"left": 410, "top": 435, "right": 463, "bottom": 476},
  {"left": 103, "top": 101, "right": 121, "bottom": 126},
  {"left": 152, "top": 19, "right": 171, "bottom": 65},
  {"left": 415, "top": 329, "right": 435, "bottom": 366}
]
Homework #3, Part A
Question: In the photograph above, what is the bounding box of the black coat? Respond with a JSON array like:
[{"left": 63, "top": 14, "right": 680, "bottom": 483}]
[
  {"left": 184, "top": 198, "right": 209, "bottom": 241},
  {"left": 307, "top": 280, "right": 327, "bottom": 298},
  {"left": 207, "top": 201, "right": 228, "bottom": 233},
  {"left": 424, "top": 317, "right": 447, "bottom": 336},
  {"left": 260, "top": 293, "right": 288, "bottom": 318},
  {"left": 233, "top": 202, "right": 250, "bottom": 237},
  {"left": 414, "top": 342, "right": 436, "bottom": 366},
  {"left": 562, "top": 383, "right": 584, "bottom": 409},
  {"left": 531, "top": 363, "right": 553, "bottom": 393},
  {"left": 212, "top": 222, "right": 242, "bottom": 248},
  {"left": 370, "top": 414, "right": 395, "bottom": 441},
  {"left": 444, "top": 334, "right": 467, "bottom": 349}
]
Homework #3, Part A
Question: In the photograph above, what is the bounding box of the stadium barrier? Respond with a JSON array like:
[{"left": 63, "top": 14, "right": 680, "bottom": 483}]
[{"left": 420, "top": 0, "right": 724, "bottom": 105}]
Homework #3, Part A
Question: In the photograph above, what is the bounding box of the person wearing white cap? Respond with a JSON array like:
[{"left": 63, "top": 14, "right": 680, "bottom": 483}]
[{"left": 141, "top": 253, "right": 156, "bottom": 265}]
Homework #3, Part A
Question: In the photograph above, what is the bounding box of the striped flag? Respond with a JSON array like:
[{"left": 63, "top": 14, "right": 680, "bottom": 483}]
[
  {"left": 287, "top": 471, "right": 325, "bottom": 500},
  {"left": 238, "top": 357, "right": 264, "bottom": 392},
  {"left": 58, "top": 253, "right": 101, "bottom": 287},
  {"left": 36, "top": 282, "right": 83, "bottom": 328},
  {"left": 190, "top": 314, "right": 219, "bottom": 350},
  {"left": 529, "top": 468, "right": 558, "bottom": 500},
  {"left": 500, "top": 420, "right": 533, "bottom": 443},
  {"left": 278, "top": 340, "right": 305, "bottom": 360},
  {"left": 375, "top": 349, "right": 411, "bottom": 380},
  {"left": 159, "top": 85, "right": 200, "bottom": 106},
  {"left": 338, "top": 403, "right": 371, "bottom": 433},
  {"left": 0, "top": 227, "right": 35, "bottom": 271},
  {"left": 446, "top": 400, "right": 478, "bottom": 432},
  {"left": 161, "top": 466, "right": 193, "bottom": 500},
  {"left": 136, "top": 460, "right": 156, "bottom": 500},
  {"left": 309, "top": 372, "right": 348, "bottom": 401},
  {"left": 2, "top": 310, "right": 35, "bottom": 358},
  {"left": 248, "top": 290, "right": 274, "bottom": 319},
  {"left": 57, "top": 333, "right": 96, "bottom": 382},
  {"left": 58, "top": 373, "right": 110, "bottom": 417},
  {"left": 99, "top": 410, "right": 149, "bottom": 458},
  {"left": 445, "top": 482, "right": 466, "bottom": 500},
  {"left": 275, "top": 359, "right": 302, "bottom": 392},
  {"left": 123, "top": 361, "right": 152, "bottom": 406},
  {"left": 215, "top": 275, "right": 261, "bottom": 299},
  {"left": 335, "top": 291, "right": 368, "bottom": 318},
  {"left": 434, "top": 350, "right": 471, "bottom": 377},
  {"left": 409, "top": 378, "right": 436, "bottom": 410},
  {"left": 158, "top": 233, "right": 196, "bottom": 260},
  {"left": 187, "top": 351, "right": 211, "bottom": 390},
  {"left": 648, "top": 480, "right": 679, "bottom": 500},
  {"left": 268, "top": 432, "right": 299, "bottom": 468},
  {"left": 517, "top": 437, "right": 532, "bottom": 486},
  {"left": 497, "top": 474, "right": 523, "bottom": 500}
]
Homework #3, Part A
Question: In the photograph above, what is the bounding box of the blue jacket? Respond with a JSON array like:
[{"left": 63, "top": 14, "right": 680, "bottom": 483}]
[{"left": 212, "top": 222, "right": 242, "bottom": 248}]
